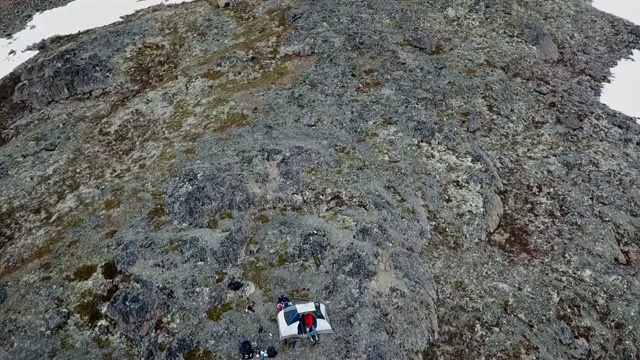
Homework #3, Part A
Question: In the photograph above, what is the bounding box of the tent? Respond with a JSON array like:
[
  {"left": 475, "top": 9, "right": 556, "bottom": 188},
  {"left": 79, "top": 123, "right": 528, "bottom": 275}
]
[{"left": 277, "top": 302, "right": 333, "bottom": 340}]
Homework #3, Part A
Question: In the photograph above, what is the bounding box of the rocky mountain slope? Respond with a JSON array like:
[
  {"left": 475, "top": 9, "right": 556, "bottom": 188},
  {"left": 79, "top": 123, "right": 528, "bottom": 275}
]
[{"left": 0, "top": 0, "right": 639, "bottom": 358}]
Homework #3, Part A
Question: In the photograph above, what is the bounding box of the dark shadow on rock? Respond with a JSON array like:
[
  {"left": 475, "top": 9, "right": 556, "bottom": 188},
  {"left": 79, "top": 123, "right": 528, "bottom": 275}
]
[
  {"left": 354, "top": 222, "right": 390, "bottom": 246},
  {"left": 276, "top": 145, "right": 324, "bottom": 194},
  {"left": 0, "top": 283, "right": 7, "bottom": 305},
  {"left": 332, "top": 245, "right": 376, "bottom": 280},
  {"left": 105, "top": 281, "right": 168, "bottom": 341},
  {"left": 217, "top": 225, "right": 248, "bottom": 266},
  {"left": 288, "top": 229, "right": 329, "bottom": 262},
  {"left": 13, "top": 50, "right": 113, "bottom": 108},
  {"left": 166, "top": 165, "right": 253, "bottom": 227}
]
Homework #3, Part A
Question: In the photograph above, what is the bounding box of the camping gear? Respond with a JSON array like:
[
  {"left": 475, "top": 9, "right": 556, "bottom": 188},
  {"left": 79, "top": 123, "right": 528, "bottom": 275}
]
[
  {"left": 266, "top": 346, "right": 277, "bottom": 357},
  {"left": 228, "top": 280, "right": 243, "bottom": 291},
  {"left": 239, "top": 340, "right": 254, "bottom": 359},
  {"left": 276, "top": 302, "right": 333, "bottom": 340},
  {"left": 276, "top": 295, "right": 292, "bottom": 312}
]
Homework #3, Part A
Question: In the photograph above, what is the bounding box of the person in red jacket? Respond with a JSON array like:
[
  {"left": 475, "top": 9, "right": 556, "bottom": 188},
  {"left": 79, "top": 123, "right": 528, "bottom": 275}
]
[{"left": 302, "top": 312, "right": 319, "bottom": 343}]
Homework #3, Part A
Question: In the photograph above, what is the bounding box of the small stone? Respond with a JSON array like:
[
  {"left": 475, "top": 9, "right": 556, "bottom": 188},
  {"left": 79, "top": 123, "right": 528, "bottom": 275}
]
[
  {"left": 534, "top": 86, "right": 550, "bottom": 95},
  {"left": 387, "top": 153, "right": 400, "bottom": 163},
  {"left": 537, "top": 35, "right": 559, "bottom": 61},
  {"left": 466, "top": 113, "right": 482, "bottom": 132},
  {"left": 481, "top": 310, "right": 500, "bottom": 327},
  {"left": 519, "top": 21, "right": 559, "bottom": 61},
  {"left": 354, "top": 223, "right": 390, "bottom": 246},
  {"left": 217, "top": 0, "right": 231, "bottom": 8},
  {"left": 626, "top": 246, "right": 640, "bottom": 265},
  {"left": 301, "top": 114, "right": 316, "bottom": 127},
  {"left": 413, "top": 120, "right": 436, "bottom": 143},
  {"left": 613, "top": 243, "right": 628, "bottom": 265},
  {"left": 617, "top": 343, "right": 638, "bottom": 359},
  {"left": 406, "top": 31, "right": 438, "bottom": 54},
  {"left": 569, "top": 337, "right": 589, "bottom": 359},
  {"left": 46, "top": 309, "right": 70, "bottom": 330},
  {"left": 557, "top": 321, "right": 574, "bottom": 345},
  {"left": 485, "top": 191, "right": 503, "bottom": 234},
  {"left": 105, "top": 287, "right": 152, "bottom": 337},
  {"left": 8, "top": 49, "right": 16, "bottom": 56},
  {"left": 42, "top": 142, "right": 57, "bottom": 152},
  {"left": 561, "top": 113, "right": 582, "bottom": 130}
]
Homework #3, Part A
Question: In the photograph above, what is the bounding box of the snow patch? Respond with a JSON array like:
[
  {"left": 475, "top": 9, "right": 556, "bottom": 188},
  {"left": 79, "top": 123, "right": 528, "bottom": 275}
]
[
  {"left": 599, "top": 50, "right": 640, "bottom": 125},
  {"left": 592, "top": 0, "right": 640, "bottom": 125},
  {"left": 0, "top": 0, "right": 195, "bottom": 80}
]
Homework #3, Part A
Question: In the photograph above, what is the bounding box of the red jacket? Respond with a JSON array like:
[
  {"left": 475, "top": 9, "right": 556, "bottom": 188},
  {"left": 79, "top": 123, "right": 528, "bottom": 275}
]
[{"left": 302, "top": 313, "right": 315, "bottom": 329}]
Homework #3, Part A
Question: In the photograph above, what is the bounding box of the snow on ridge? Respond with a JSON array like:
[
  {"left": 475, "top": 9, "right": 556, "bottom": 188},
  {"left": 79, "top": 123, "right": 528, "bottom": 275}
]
[
  {"left": 592, "top": 0, "right": 640, "bottom": 125},
  {"left": 0, "top": 0, "right": 195, "bottom": 80}
]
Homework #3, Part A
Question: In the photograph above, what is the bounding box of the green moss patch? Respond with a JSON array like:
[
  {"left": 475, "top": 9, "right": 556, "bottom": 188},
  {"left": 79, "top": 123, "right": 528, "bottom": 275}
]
[
  {"left": 207, "top": 218, "right": 219, "bottom": 229},
  {"left": 95, "top": 335, "right": 111, "bottom": 349},
  {"left": 102, "top": 196, "right": 122, "bottom": 211},
  {"left": 355, "top": 79, "right": 383, "bottom": 93},
  {"left": 124, "top": 42, "right": 179, "bottom": 88},
  {"left": 463, "top": 67, "right": 477, "bottom": 76},
  {"left": 73, "top": 291, "right": 104, "bottom": 327},
  {"left": 433, "top": 222, "right": 462, "bottom": 251},
  {"left": 69, "top": 264, "right": 98, "bottom": 282},
  {"left": 277, "top": 252, "right": 287, "bottom": 266},
  {"left": 202, "top": 69, "right": 224, "bottom": 81},
  {"left": 206, "top": 303, "right": 232, "bottom": 321},
  {"left": 147, "top": 204, "right": 166, "bottom": 220},
  {"left": 245, "top": 237, "right": 259, "bottom": 254},
  {"left": 219, "top": 210, "right": 234, "bottom": 220},
  {"left": 214, "top": 271, "right": 226, "bottom": 284},
  {"left": 313, "top": 255, "right": 322, "bottom": 267},
  {"left": 263, "top": 287, "right": 274, "bottom": 303},
  {"left": 215, "top": 112, "right": 249, "bottom": 134},
  {"left": 102, "top": 260, "right": 119, "bottom": 280},
  {"left": 289, "top": 288, "right": 310, "bottom": 301},
  {"left": 242, "top": 259, "right": 268, "bottom": 288},
  {"left": 184, "top": 348, "right": 215, "bottom": 360},
  {"left": 102, "top": 284, "right": 119, "bottom": 302}
]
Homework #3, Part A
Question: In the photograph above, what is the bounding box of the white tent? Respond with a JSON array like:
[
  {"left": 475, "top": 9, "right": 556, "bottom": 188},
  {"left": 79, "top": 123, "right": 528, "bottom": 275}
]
[{"left": 277, "top": 302, "right": 333, "bottom": 340}]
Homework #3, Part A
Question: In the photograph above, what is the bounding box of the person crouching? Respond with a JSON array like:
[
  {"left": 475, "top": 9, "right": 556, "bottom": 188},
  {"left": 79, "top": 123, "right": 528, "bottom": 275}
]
[{"left": 302, "top": 313, "right": 319, "bottom": 343}]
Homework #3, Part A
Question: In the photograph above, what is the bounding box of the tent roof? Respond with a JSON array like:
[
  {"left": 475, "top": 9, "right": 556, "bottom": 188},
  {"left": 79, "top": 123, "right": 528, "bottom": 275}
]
[{"left": 277, "top": 302, "right": 333, "bottom": 340}]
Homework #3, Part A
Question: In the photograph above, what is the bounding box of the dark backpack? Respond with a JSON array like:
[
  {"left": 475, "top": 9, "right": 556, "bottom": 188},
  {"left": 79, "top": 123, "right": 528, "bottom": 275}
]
[
  {"left": 266, "top": 346, "right": 277, "bottom": 358},
  {"left": 239, "top": 340, "right": 254, "bottom": 359},
  {"left": 228, "top": 280, "right": 244, "bottom": 291}
]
